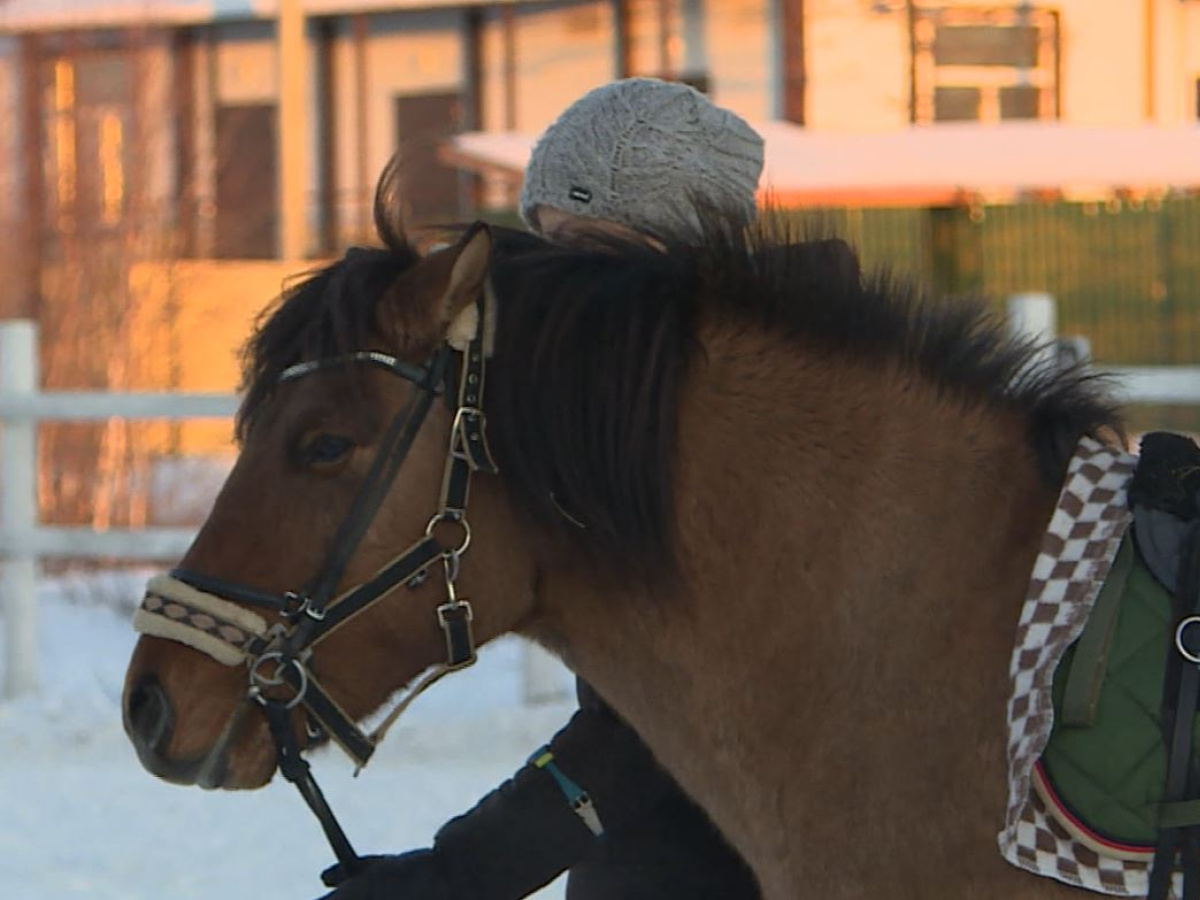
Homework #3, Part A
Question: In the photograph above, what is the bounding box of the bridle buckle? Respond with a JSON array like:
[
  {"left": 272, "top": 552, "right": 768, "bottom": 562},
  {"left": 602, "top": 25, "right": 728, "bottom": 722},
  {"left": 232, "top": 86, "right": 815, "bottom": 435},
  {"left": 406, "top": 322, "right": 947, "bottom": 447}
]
[
  {"left": 282, "top": 591, "right": 327, "bottom": 623},
  {"left": 436, "top": 599, "right": 477, "bottom": 670},
  {"left": 437, "top": 598, "right": 474, "bottom": 627}
]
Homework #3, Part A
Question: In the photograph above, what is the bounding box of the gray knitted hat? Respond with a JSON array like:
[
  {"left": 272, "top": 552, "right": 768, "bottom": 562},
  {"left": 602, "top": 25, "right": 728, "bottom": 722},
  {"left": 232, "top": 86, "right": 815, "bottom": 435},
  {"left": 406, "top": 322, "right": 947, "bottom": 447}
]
[{"left": 520, "top": 78, "right": 764, "bottom": 242}]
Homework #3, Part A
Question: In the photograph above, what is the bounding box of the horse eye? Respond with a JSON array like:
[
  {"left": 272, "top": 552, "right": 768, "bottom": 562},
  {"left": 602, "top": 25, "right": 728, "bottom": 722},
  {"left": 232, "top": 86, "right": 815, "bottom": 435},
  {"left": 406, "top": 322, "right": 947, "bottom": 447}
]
[{"left": 303, "top": 434, "right": 355, "bottom": 466}]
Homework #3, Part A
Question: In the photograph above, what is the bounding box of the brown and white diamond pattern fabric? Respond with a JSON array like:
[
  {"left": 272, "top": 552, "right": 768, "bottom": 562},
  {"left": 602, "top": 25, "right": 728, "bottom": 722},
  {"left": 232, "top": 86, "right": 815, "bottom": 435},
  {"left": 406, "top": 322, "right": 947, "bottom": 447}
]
[
  {"left": 1010, "top": 792, "right": 1146, "bottom": 894},
  {"left": 997, "top": 435, "right": 1152, "bottom": 896},
  {"left": 133, "top": 574, "right": 271, "bottom": 668},
  {"left": 140, "top": 592, "right": 260, "bottom": 659}
]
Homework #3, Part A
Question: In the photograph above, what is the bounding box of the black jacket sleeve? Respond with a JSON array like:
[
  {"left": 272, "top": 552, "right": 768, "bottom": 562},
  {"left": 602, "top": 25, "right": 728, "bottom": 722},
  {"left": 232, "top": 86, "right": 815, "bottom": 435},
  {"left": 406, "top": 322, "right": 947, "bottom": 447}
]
[{"left": 432, "top": 679, "right": 676, "bottom": 899}]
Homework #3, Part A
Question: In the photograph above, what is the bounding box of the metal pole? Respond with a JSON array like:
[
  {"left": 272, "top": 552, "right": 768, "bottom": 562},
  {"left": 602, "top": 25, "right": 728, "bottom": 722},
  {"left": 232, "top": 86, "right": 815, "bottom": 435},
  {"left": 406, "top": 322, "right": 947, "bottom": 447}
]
[
  {"left": 278, "top": 0, "right": 309, "bottom": 260},
  {"left": 613, "top": 0, "right": 633, "bottom": 78},
  {"left": 780, "top": 0, "right": 806, "bottom": 124},
  {"left": 1143, "top": 0, "right": 1156, "bottom": 123},
  {"left": 353, "top": 14, "right": 370, "bottom": 240},
  {"left": 657, "top": 0, "right": 673, "bottom": 80},
  {"left": 502, "top": 6, "right": 517, "bottom": 131},
  {"left": 0, "top": 321, "right": 40, "bottom": 699},
  {"left": 680, "top": 0, "right": 708, "bottom": 84},
  {"left": 905, "top": 0, "right": 918, "bottom": 123}
]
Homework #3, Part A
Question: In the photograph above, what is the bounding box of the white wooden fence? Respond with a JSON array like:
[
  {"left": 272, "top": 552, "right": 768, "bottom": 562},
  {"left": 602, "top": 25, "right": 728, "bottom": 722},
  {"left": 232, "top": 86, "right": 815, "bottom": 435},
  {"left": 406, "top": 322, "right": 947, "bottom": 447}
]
[
  {"left": 0, "top": 321, "right": 238, "bottom": 698},
  {"left": 0, "top": 320, "right": 569, "bottom": 703},
  {"left": 1007, "top": 294, "right": 1200, "bottom": 404},
  {"left": 3, "top": 302, "right": 1199, "bottom": 700}
]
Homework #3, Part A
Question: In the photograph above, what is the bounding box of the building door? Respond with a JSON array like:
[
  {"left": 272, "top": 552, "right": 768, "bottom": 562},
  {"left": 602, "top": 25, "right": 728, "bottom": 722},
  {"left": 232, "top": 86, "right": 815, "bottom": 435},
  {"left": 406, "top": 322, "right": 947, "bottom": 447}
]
[
  {"left": 393, "top": 92, "right": 463, "bottom": 224},
  {"left": 215, "top": 104, "right": 277, "bottom": 259}
]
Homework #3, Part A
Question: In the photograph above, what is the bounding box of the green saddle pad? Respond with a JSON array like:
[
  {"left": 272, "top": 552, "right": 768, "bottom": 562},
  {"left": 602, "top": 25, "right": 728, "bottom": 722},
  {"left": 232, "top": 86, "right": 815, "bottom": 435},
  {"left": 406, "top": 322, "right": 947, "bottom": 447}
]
[{"left": 1041, "top": 534, "right": 1193, "bottom": 850}]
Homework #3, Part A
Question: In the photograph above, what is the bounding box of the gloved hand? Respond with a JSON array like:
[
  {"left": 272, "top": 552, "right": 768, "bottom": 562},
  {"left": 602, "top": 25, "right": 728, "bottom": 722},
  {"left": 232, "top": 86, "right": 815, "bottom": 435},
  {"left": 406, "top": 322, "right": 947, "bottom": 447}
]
[{"left": 316, "top": 849, "right": 456, "bottom": 900}]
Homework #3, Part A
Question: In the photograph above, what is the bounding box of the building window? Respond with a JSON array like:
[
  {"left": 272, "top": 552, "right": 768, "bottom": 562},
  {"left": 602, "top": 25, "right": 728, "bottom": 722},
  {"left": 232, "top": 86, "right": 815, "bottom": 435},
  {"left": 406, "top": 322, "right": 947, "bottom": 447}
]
[
  {"left": 42, "top": 50, "right": 134, "bottom": 232},
  {"left": 913, "top": 7, "right": 1060, "bottom": 124}
]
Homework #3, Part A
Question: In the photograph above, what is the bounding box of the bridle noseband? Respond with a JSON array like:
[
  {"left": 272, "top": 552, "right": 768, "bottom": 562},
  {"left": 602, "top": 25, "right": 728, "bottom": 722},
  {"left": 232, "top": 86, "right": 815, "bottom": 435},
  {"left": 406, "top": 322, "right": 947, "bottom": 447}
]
[{"left": 133, "top": 293, "right": 498, "bottom": 875}]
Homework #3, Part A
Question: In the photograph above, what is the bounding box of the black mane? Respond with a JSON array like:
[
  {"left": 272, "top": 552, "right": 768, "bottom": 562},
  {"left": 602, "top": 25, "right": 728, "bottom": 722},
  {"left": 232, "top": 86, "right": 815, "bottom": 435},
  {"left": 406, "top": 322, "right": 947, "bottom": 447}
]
[{"left": 238, "top": 198, "right": 1122, "bottom": 580}]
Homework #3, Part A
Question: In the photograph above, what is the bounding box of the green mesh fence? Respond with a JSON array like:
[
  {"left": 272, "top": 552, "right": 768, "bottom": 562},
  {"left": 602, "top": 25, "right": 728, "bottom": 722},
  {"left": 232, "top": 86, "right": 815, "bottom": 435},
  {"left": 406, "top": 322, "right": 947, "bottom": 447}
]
[
  {"left": 786, "top": 197, "right": 1200, "bottom": 432},
  {"left": 787, "top": 196, "right": 1200, "bottom": 367},
  {"left": 487, "top": 198, "right": 1199, "bottom": 369}
]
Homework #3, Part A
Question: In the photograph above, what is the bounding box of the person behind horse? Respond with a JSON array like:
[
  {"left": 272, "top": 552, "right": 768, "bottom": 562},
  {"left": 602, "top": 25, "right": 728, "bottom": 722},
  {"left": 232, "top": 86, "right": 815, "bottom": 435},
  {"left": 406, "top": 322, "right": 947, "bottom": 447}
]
[{"left": 319, "top": 77, "right": 855, "bottom": 900}]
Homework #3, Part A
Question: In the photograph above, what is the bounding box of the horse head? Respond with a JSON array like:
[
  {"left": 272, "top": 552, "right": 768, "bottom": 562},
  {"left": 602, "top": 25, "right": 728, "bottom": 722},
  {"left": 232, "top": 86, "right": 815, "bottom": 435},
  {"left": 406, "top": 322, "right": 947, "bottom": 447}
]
[{"left": 123, "top": 223, "right": 541, "bottom": 790}]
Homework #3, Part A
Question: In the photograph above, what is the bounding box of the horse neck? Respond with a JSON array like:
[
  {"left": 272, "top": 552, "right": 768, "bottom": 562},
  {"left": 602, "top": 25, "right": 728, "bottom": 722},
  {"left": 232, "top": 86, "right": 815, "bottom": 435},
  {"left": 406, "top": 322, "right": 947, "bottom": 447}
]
[{"left": 530, "top": 324, "right": 1062, "bottom": 893}]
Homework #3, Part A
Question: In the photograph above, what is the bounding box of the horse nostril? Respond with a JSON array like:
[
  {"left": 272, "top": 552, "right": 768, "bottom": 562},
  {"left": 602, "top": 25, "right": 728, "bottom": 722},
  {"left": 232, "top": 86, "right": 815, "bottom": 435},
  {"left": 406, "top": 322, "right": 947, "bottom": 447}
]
[{"left": 126, "top": 674, "right": 174, "bottom": 752}]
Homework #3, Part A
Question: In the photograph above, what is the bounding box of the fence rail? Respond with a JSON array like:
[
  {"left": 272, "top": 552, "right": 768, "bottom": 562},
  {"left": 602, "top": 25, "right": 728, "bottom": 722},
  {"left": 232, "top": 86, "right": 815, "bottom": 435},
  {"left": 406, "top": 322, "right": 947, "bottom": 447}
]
[
  {"left": 0, "top": 321, "right": 235, "bottom": 698},
  {"left": 1104, "top": 367, "right": 1200, "bottom": 405},
  {"left": 0, "top": 319, "right": 570, "bottom": 705},
  {"left": 0, "top": 392, "right": 238, "bottom": 421}
]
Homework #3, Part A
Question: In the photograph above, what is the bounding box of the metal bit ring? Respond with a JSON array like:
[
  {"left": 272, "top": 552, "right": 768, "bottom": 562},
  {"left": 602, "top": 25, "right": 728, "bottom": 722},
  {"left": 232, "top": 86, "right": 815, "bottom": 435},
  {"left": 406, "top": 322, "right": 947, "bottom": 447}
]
[{"left": 248, "top": 651, "right": 309, "bottom": 710}]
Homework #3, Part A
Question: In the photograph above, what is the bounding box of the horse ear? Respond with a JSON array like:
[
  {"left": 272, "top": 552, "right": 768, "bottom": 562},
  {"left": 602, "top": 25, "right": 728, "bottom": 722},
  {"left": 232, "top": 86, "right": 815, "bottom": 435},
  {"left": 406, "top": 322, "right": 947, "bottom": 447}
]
[
  {"left": 442, "top": 223, "right": 492, "bottom": 351},
  {"left": 377, "top": 222, "right": 492, "bottom": 355}
]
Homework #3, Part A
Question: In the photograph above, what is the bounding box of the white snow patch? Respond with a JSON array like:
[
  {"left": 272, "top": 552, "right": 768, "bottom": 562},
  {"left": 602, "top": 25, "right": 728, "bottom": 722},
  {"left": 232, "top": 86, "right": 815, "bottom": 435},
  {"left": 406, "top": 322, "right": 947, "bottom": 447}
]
[{"left": 0, "top": 572, "right": 573, "bottom": 900}]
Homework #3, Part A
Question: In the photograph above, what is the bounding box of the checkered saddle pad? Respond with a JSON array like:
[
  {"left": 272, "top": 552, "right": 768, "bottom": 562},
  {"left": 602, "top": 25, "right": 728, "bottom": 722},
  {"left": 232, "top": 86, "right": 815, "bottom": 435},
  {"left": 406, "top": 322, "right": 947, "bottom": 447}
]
[{"left": 998, "top": 435, "right": 1164, "bottom": 895}]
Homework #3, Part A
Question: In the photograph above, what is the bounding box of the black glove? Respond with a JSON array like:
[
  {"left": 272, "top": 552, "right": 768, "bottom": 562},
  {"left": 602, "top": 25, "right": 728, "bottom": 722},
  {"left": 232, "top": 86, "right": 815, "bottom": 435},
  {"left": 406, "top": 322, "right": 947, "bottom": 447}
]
[
  {"left": 316, "top": 681, "right": 670, "bottom": 900},
  {"left": 316, "top": 849, "right": 455, "bottom": 900}
]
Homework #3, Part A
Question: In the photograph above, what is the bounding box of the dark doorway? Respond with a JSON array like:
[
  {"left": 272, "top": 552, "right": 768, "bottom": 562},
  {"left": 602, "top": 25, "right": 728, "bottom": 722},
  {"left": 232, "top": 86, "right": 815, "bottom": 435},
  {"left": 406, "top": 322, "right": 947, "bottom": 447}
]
[
  {"left": 393, "top": 92, "right": 463, "bottom": 224},
  {"left": 215, "top": 104, "right": 277, "bottom": 259}
]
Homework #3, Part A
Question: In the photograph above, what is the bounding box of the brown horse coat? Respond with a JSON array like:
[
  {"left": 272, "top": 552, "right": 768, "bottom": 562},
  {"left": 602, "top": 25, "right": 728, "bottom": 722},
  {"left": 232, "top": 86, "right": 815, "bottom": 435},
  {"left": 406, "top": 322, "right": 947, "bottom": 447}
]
[{"left": 124, "top": 198, "right": 1122, "bottom": 900}]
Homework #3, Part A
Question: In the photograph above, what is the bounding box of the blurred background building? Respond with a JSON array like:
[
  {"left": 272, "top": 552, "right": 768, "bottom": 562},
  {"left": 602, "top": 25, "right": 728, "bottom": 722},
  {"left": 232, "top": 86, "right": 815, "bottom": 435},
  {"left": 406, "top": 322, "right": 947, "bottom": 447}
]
[{"left": 0, "top": 0, "right": 1197, "bottom": 528}]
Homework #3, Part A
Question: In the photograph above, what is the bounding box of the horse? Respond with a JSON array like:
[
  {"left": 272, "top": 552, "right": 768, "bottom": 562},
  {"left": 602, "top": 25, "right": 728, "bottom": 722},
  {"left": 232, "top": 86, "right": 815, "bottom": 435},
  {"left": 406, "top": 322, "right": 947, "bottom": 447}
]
[{"left": 122, "top": 176, "right": 1124, "bottom": 899}]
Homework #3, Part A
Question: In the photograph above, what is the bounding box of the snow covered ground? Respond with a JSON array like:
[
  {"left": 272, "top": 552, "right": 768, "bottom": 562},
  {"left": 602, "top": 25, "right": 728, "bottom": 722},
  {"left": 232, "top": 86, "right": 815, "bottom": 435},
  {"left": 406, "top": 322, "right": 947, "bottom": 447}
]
[{"left": 0, "top": 571, "right": 575, "bottom": 900}]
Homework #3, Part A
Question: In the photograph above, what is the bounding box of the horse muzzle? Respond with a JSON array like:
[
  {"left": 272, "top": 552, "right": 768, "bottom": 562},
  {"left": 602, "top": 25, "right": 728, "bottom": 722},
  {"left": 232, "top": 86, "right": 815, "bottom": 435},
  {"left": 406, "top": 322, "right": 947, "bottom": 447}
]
[
  {"left": 123, "top": 672, "right": 212, "bottom": 786},
  {"left": 124, "top": 604, "right": 276, "bottom": 792},
  {"left": 124, "top": 668, "right": 269, "bottom": 789}
]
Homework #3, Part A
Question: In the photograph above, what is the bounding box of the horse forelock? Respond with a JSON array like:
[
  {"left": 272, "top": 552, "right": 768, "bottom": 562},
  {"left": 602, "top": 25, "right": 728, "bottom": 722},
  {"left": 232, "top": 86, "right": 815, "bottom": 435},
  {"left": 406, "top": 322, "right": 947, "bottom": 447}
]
[{"left": 235, "top": 243, "right": 422, "bottom": 441}]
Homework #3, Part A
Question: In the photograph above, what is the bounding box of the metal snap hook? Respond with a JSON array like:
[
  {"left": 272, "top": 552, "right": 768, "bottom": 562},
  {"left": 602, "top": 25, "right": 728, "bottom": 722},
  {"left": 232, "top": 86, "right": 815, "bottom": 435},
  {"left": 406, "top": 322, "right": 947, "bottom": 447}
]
[
  {"left": 443, "top": 551, "right": 461, "bottom": 585},
  {"left": 248, "top": 651, "right": 309, "bottom": 710}
]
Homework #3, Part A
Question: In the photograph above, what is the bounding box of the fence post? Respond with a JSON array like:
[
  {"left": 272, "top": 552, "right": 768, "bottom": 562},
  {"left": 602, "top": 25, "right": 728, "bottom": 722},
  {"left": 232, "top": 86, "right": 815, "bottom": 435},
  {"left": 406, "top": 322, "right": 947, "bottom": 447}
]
[
  {"left": 521, "top": 641, "right": 570, "bottom": 705},
  {"left": 0, "top": 320, "right": 39, "bottom": 699},
  {"left": 1006, "top": 292, "right": 1058, "bottom": 367}
]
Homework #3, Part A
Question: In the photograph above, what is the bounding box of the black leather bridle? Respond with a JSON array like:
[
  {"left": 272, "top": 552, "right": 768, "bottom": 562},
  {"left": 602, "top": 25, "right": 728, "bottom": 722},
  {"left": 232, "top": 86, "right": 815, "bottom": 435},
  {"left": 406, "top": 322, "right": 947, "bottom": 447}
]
[{"left": 144, "top": 292, "right": 498, "bottom": 875}]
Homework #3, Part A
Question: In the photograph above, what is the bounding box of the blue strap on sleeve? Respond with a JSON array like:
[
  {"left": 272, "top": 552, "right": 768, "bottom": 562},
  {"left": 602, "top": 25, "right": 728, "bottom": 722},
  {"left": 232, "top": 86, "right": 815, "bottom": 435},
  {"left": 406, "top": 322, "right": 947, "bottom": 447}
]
[{"left": 529, "top": 745, "right": 605, "bottom": 837}]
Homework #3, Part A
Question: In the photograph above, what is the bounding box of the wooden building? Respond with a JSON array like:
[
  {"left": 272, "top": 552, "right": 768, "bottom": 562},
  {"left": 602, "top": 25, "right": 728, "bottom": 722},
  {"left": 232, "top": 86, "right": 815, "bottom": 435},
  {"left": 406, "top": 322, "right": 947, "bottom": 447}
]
[
  {"left": 0, "top": 0, "right": 1197, "bottom": 291},
  {"left": 0, "top": 0, "right": 1197, "bottom": 519}
]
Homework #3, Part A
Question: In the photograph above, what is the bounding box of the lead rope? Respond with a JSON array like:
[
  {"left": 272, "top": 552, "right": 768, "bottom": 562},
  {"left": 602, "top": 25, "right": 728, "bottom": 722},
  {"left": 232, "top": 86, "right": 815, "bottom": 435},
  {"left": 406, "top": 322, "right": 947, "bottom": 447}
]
[{"left": 263, "top": 699, "right": 363, "bottom": 875}]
